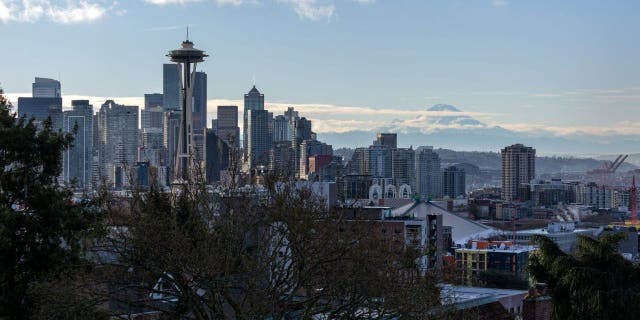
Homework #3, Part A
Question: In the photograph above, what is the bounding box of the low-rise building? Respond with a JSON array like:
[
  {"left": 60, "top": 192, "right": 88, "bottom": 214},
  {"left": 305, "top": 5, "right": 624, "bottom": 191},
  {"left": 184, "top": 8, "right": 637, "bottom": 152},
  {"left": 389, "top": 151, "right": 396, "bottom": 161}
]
[{"left": 455, "top": 240, "right": 536, "bottom": 286}]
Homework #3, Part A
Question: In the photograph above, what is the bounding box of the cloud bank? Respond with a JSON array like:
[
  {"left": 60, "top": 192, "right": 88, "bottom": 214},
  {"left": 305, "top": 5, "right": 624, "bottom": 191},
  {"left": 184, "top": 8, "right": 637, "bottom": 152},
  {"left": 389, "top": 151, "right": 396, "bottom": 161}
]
[{"left": 0, "top": 0, "right": 111, "bottom": 24}]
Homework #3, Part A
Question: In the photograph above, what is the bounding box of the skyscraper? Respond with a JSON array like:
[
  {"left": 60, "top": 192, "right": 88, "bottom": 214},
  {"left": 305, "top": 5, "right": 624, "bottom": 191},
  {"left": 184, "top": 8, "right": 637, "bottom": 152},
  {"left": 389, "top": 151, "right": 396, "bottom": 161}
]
[
  {"left": 243, "top": 85, "right": 264, "bottom": 160},
  {"left": 163, "top": 64, "right": 181, "bottom": 111},
  {"left": 292, "top": 117, "right": 312, "bottom": 175},
  {"left": 63, "top": 100, "right": 93, "bottom": 190},
  {"left": 247, "top": 109, "right": 271, "bottom": 169},
  {"left": 95, "top": 100, "right": 139, "bottom": 187},
  {"left": 192, "top": 71, "right": 207, "bottom": 133},
  {"left": 270, "top": 141, "right": 294, "bottom": 177},
  {"left": 164, "top": 110, "right": 181, "bottom": 177},
  {"left": 17, "top": 97, "right": 63, "bottom": 131},
  {"left": 204, "top": 129, "right": 230, "bottom": 184},
  {"left": 18, "top": 77, "right": 63, "bottom": 131},
  {"left": 144, "top": 93, "right": 163, "bottom": 109},
  {"left": 368, "top": 144, "right": 392, "bottom": 179},
  {"left": 273, "top": 115, "right": 289, "bottom": 142},
  {"left": 416, "top": 147, "right": 442, "bottom": 200},
  {"left": 376, "top": 133, "right": 397, "bottom": 149},
  {"left": 299, "top": 139, "right": 333, "bottom": 178},
  {"left": 32, "top": 77, "right": 61, "bottom": 98},
  {"left": 501, "top": 144, "right": 536, "bottom": 201},
  {"left": 443, "top": 166, "right": 466, "bottom": 198},
  {"left": 215, "top": 105, "right": 240, "bottom": 148},
  {"left": 392, "top": 147, "right": 415, "bottom": 192},
  {"left": 349, "top": 147, "right": 369, "bottom": 175}
]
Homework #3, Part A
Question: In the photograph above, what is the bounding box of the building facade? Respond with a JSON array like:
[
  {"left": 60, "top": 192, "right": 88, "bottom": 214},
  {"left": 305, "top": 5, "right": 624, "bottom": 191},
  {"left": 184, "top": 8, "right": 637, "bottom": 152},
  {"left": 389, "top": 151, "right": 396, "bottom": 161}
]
[
  {"left": 501, "top": 144, "right": 536, "bottom": 201},
  {"left": 243, "top": 86, "right": 265, "bottom": 160},
  {"left": 443, "top": 166, "right": 466, "bottom": 198},
  {"left": 63, "top": 100, "right": 94, "bottom": 190},
  {"left": 416, "top": 147, "right": 442, "bottom": 200},
  {"left": 95, "top": 100, "right": 139, "bottom": 187}
]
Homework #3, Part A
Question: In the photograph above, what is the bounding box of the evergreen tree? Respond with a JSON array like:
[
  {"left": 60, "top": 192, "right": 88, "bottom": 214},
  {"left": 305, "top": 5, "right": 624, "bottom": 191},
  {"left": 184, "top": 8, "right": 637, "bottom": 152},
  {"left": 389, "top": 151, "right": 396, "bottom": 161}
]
[
  {"left": 528, "top": 233, "right": 640, "bottom": 320},
  {"left": 0, "top": 91, "right": 101, "bottom": 319}
]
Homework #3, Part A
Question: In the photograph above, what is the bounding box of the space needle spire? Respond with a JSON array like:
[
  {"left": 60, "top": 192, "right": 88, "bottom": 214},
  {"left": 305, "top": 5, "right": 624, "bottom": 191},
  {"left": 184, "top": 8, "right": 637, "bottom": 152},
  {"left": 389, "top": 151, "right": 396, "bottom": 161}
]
[{"left": 167, "top": 30, "right": 209, "bottom": 183}]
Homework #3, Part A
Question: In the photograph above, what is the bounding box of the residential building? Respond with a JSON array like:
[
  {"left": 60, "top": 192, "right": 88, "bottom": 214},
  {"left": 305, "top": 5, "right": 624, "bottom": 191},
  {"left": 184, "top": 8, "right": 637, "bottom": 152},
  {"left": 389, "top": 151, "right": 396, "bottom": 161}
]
[
  {"left": 501, "top": 144, "right": 536, "bottom": 201},
  {"left": 392, "top": 147, "right": 415, "bottom": 191},
  {"left": 443, "top": 166, "right": 466, "bottom": 198},
  {"left": 416, "top": 147, "right": 442, "bottom": 200},
  {"left": 455, "top": 240, "right": 535, "bottom": 286}
]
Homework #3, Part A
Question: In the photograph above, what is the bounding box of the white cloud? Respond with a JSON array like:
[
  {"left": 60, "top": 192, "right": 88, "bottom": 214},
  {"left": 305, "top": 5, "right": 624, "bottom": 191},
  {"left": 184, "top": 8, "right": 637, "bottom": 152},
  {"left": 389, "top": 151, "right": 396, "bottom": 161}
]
[
  {"left": 6, "top": 92, "right": 640, "bottom": 138},
  {"left": 278, "top": 0, "right": 334, "bottom": 21},
  {"left": 142, "top": 0, "right": 369, "bottom": 21},
  {"left": 0, "top": 0, "right": 111, "bottom": 24}
]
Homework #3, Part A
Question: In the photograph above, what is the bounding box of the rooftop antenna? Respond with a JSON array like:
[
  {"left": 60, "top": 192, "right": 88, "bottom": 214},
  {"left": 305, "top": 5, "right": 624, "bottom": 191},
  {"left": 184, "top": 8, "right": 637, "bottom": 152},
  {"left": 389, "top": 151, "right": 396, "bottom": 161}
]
[
  {"left": 186, "top": 25, "right": 189, "bottom": 41},
  {"left": 252, "top": 74, "right": 256, "bottom": 86}
]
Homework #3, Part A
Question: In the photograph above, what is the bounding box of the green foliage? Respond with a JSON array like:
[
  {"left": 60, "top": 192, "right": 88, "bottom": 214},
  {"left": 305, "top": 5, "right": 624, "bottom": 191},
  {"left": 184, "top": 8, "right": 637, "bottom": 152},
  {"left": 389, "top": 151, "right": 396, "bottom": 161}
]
[
  {"left": 528, "top": 234, "right": 640, "bottom": 320},
  {"left": 0, "top": 93, "right": 102, "bottom": 318}
]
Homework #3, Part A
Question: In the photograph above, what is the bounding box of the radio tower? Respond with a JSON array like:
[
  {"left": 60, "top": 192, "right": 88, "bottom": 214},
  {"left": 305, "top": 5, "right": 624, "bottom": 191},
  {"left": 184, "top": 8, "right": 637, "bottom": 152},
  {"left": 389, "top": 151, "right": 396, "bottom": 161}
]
[
  {"left": 631, "top": 176, "right": 637, "bottom": 225},
  {"left": 167, "top": 28, "right": 208, "bottom": 182}
]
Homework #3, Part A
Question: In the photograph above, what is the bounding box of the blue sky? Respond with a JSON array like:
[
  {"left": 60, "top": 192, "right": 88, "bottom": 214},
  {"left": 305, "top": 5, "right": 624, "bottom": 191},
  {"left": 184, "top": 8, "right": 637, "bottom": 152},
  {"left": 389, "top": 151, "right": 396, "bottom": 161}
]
[{"left": 2, "top": 0, "right": 640, "bottom": 150}]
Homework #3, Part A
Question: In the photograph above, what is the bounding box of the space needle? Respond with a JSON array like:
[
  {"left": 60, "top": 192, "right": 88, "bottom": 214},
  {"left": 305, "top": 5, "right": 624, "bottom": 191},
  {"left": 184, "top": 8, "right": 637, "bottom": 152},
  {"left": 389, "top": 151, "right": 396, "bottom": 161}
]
[{"left": 167, "top": 29, "right": 208, "bottom": 182}]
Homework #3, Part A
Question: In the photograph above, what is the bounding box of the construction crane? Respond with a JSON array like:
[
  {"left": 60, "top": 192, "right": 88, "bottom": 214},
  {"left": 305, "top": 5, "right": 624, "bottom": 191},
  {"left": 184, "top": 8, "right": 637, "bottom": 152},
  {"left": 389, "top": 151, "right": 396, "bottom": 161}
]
[{"left": 587, "top": 154, "right": 628, "bottom": 186}]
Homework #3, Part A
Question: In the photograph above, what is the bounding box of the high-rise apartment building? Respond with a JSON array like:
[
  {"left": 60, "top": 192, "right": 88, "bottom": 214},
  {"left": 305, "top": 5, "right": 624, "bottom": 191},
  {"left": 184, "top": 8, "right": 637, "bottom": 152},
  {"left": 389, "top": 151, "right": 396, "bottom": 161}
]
[
  {"left": 392, "top": 147, "right": 415, "bottom": 191},
  {"left": 215, "top": 105, "right": 240, "bottom": 148},
  {"left": 247, "top": 109, "right": 271, "bottom": 169},
  {"left": 243, "top": 85, "right": 264, "bottom": 160},
  {"left": 32, "top": 77, "right": 61, "bottom": 98},
  {"left": 192, "top": 71, "right": 207, "bottom": 132},
  {"left": 63, "top": 100, "right": 93, "bottom": 190},
  {"left": 95, "top": 100, "right": 139, "bottom": 187},
  {"left": 163, "top": 64, "right": 181, "bottom": 111},
  {"left": 443, "top": 166, "right": 466, "bottom": 198},
  {"left": 501, "top": 144, "right": 536, "bottom": 201},
  {"left": 416, "top": 147, "right": 442, "bottom": 200}
]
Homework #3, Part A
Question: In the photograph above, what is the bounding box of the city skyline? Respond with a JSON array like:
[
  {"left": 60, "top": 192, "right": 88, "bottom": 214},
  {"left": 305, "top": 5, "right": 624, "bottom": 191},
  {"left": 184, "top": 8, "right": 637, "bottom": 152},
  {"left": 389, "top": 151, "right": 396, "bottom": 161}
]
[{"left": 2, "top": 0, "right": 640, "bottom": 154}]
